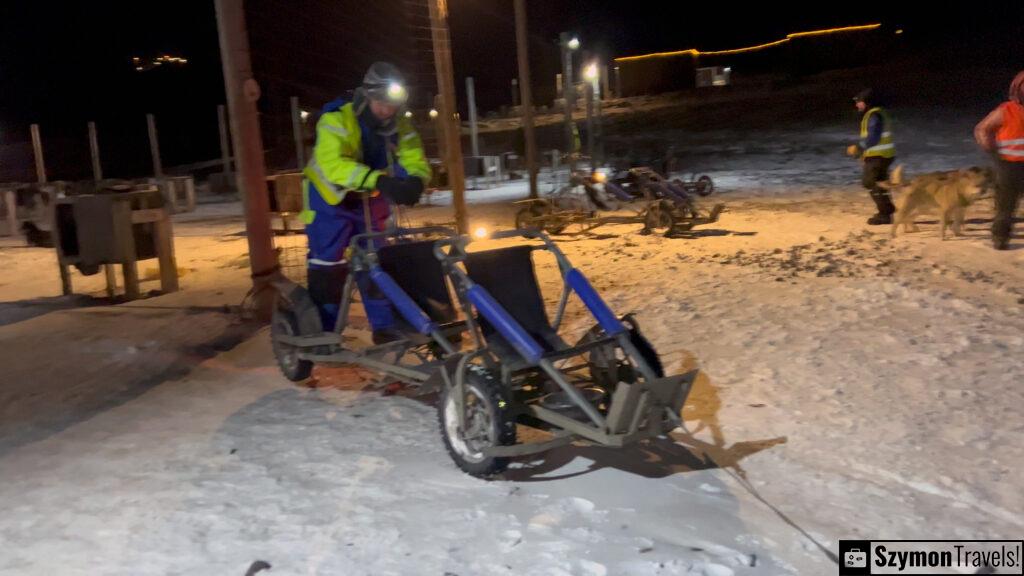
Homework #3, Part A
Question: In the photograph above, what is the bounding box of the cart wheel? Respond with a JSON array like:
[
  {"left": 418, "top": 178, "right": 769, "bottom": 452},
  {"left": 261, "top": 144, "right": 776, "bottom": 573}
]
[
  {"left": 271, "top": 302, "right": 314, "bottom": 382},
  {"left": 694, "top": 175, "right": 714, "bottom": 197},
  {"left": 438, "top": 370, "right": 516, "bottom": 477}
]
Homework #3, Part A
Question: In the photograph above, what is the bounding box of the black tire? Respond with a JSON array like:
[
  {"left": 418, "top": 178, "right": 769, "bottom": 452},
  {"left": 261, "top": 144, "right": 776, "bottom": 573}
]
[
  {"left": 694, "top": 175, "right": 714, "bottom": 197},
  {"left": 271, "top": 303, "right": 314, "bottom": 382},
  {"left": 438, "top": 369, "right": 516, "bottom": 477}
]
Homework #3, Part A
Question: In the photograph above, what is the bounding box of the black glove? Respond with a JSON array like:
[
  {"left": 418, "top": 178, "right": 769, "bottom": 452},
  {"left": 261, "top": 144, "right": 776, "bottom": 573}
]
[{"left": 376, "top": 175, "right": 423, "bottom": 206}]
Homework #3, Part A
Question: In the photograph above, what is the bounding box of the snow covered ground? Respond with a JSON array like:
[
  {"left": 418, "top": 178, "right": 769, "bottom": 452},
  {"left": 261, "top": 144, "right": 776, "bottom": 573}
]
[{"left": 1, "top": 95, "right": 1022, "bottom": 575}]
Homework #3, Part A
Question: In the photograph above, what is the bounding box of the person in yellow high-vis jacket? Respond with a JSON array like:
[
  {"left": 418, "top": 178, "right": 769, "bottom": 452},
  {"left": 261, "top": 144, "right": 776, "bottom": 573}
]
[
  {"left": 303, "top": 62, "right": 430, "bottom": 341},
  {"left": 847, "top": 88, "right": 897, "bottom": 225}
]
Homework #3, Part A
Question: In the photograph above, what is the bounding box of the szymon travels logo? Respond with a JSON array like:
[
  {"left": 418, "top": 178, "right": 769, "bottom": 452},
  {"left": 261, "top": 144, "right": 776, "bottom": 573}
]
[{"left": 839, "top": 540, "right": 1023, "bottom": 575}]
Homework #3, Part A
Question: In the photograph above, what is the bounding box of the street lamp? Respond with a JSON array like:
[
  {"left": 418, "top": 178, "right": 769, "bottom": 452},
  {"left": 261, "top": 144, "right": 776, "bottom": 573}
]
[
  {"left": 567, "top": 37, "right": 580, "bottom": 51},
  {"left": 429, "top": 108, "right": 439, "bottom": 119}
]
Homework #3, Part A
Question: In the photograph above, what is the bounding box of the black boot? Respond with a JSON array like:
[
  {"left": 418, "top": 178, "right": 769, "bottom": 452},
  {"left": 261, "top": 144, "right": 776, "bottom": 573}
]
[{"left": 867, "top": 189, "right": 895, "bottom": 225}]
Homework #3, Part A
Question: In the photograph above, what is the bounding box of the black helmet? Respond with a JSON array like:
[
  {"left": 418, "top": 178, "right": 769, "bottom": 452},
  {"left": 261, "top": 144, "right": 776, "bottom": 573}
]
[
  {"left": 361, "top": 62, "right": 408, "bottom": 106},
  {"left": 853, "top": 88, "right": 873, "bottom": 104}
]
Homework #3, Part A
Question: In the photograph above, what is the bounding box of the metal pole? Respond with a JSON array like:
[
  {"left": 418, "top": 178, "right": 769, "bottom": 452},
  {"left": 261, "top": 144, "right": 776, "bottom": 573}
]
[
  {"left": 511, "top": 78, "right": 519, "bottom": 108},
  {"left": 614, "top": 66, "right": 622, "bottom": 99},
  {"left": 601, "top": 65, "right": 610, "bottom": 100},
  {"left": 431, "top": 93, "right": 446, "bottom": 168},
  {"left": 426, "top": 0, "right": 468, "bottom": 233},
  {"left": 88, "top": 121, "right": 103, "bottom": 181},
  {"left": 215, "top": 0, "right": 279, "bottom": 318},
  {"left": 513, "top": 0, "right": 539, "bottom": 199},
  {"left": 146, "top": 113, "right": 163, "bottom": 178},
  {"left": 560, "top": 33, "right": 575, "bottom": 172},
  {"left": 30, "top": 124, "right": 46, "bottom": 184},
  {"left": 217, "top": 104, "right": 232, "bottom": 175},
  {"left": 466, "top": 77, "right": 480, "bottom": 158},
  {"left": 585, "top": 83, "right": 594, "bottom": 171},
  {"left": 290, "top": 96, "right": 304, "bottom": 169},
  {"left": 595, "top": 84, "right": 604, "bottom": 167}
]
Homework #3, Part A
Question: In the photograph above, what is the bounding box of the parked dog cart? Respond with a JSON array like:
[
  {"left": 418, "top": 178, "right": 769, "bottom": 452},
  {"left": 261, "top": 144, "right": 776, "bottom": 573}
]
[
  {"left": 514, "top": 169, "right": 723, "bottom": 237},
  {"left": 270, "top": 224, "right": 696, "bottom": 476}
]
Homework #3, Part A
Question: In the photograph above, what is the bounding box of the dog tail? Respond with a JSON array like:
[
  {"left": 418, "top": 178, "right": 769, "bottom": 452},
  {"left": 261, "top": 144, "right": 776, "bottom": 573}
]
[{"left": 890, "top": 164, "right": 904, "bottom": 186}]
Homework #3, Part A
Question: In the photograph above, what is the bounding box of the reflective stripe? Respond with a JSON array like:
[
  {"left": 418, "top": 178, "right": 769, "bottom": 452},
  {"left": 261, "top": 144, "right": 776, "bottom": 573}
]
[
  {"left": 401, "top": 132, "right": 416, "bottom": 142},
  {"left": 307, "top": 159, "right": 344, "bottom": 204},
  {"left": 321, "top": 124, "right": 350, "bottom": 138},
  {"left": 996, "top": 138, "right": 1024, "bottom": 145},
  {"left": 998, "top": 149, "right": 1024, "bottom": 157},
  {"left": 299, "top": 180, "right": 315, "bottom": 224},
  {"left": 881, "top": 131, "right": 892, "bottom": 137},
  {"left": 308, "top": 258, "right": 347, "bottom": 267},
  {"left": 867, "top": 143, "right": 895, "bottom": 152},
  {"left": 347, "top": 165, "right": 369, "bottom": 187}
]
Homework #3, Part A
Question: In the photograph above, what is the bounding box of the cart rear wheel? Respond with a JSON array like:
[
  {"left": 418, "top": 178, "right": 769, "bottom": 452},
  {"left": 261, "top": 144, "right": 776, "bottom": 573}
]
[
  {"left": 439, "top": 370, "right": 516, "bottom": 477},
  {"left": 271, "top": 302, "right": 314, "bottom": 382}
]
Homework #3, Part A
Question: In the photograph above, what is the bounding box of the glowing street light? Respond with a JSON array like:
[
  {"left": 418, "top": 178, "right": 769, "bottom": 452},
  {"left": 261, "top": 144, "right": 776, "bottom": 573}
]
[
  {"left": 429, "top": 108, "right": 439, "bottom": 119},
  {"left": 583, "top": 62, "right": 598, "bottom": 82},
  {"left": 567, "top": 37, "right": 580, "bottom": 51}
]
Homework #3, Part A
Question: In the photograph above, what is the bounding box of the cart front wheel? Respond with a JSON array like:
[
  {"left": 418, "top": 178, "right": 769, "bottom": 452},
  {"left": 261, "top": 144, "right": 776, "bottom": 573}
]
[
  {"left": 271, "top": 303, "right": 314, "bottom": 382},
  {"left": 439, "top": 370, "right": 516, "bottom": 477}
]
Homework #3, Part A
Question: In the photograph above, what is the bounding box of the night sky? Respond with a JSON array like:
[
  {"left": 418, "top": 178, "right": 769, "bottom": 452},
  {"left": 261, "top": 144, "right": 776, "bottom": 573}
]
[{"left": 0, "top": 1, "right": 1020, "bottom": 178}]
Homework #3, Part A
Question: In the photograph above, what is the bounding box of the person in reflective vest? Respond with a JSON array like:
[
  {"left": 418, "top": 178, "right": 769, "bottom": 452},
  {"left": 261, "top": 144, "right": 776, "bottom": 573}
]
[
  {"left": 847, "top": 88, "right": 897, "bottom": 225},
  {"left": 302, "top": 62, "right": 430, "bottom": 341},
  {"left": 975, "top": 70, "right": 1024, "bottom": 250}
]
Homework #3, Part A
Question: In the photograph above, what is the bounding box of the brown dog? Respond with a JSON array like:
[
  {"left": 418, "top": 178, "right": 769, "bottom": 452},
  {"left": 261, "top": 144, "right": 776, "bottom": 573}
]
[{"left": 889, "top": 165, "right": 995, "bottom": 239}]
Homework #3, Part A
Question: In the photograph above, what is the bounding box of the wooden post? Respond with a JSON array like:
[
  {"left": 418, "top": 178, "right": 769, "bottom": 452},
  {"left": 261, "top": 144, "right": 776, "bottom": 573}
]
[
  {"left": 614, "top": 66, "right": 622, "bottom": 99},
  {"left": 104, "top": 265, "right": 117, "bottom": 298},
  {"left": 2, "top": 189, "right": 16, "bottom": 237},
  {"left": 290, "top": 96, "right": 305, "bottom": 169},
  {"left": 147, "top": 114, "right": 163, "bottom": 178},
  {"left": 511, "top": 78, "right": 519, "bottom": 107},
  {"left": 513, "top": 0, "right": 539, "bottom": 199},
  {"left": 59, "top": 265, "right": 73, "bottom": 296},
  {"left": 30, "top": 124, "right": 47, "bottom": 184},
  {"left": 601, "top": 65, "right": 610, "bottom": 100},
  {"left": 217, "top": 104, "right": 232, "bottom": 174},
  {"left": 88, "top": 121, "right": 103, "bottom": 181},
  {"left": 215, "top": 0, "right": 279, "bottom": 318},
  {"left": 426, "top": 0, "right": 468, "bottom": 233},
  {"left": 123, "top": 261, "right": 140, "bottom": 300},
  {"left": 466, "top": 77, "right": 480, "bottom": 158},
  {"left": 183, "top": 177, "right": 196, "bottom": 212},
  {"left": 155, "top": 209, "right": 179, "bottom": 293}
]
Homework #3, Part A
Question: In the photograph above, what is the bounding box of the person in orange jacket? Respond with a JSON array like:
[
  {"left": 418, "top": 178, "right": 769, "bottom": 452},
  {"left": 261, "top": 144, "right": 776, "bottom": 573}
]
[{"left": 975, "top": 70, "right": 1024, "bottom": 250}]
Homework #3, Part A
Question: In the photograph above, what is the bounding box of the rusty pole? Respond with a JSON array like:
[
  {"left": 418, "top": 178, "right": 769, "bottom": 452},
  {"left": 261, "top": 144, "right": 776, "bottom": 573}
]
[{"left": 215, "top": 0, "right": 279, "bottom": 318}]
